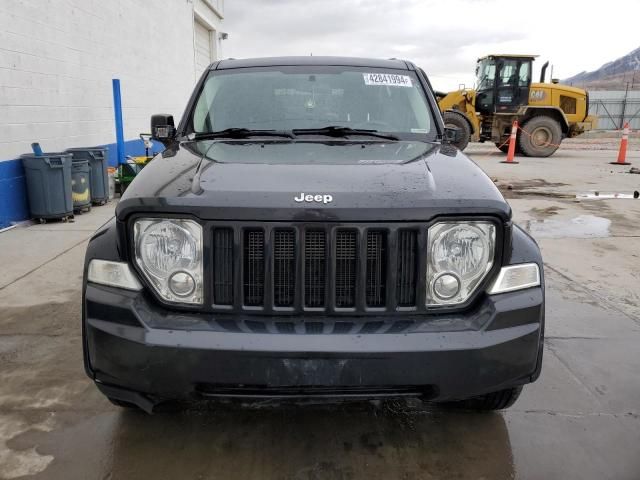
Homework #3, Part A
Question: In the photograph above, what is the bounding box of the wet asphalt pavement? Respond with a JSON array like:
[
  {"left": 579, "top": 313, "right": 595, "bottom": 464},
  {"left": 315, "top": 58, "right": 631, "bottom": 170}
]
[{"left": 1, "top": 145, "right": 639, "bottom": 479}]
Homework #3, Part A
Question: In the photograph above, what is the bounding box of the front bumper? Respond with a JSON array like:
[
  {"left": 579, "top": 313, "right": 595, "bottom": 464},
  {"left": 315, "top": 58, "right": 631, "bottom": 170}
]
[{"left": 84, "top": 283, "right": 544, "bottom": 408}]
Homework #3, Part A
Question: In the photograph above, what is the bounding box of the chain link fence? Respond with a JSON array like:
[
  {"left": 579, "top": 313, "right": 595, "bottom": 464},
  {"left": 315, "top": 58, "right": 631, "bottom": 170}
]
[{"left": 588, "top": 90, "right": 640, "bottom": 130}]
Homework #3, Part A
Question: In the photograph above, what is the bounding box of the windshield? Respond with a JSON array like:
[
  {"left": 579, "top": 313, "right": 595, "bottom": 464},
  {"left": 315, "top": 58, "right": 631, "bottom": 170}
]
[
  {"left": 476, "top": 59, "right": 496, "bottom": 91},
  {"left": 190, "top": 66, "right": 434, "bottom": 139}
]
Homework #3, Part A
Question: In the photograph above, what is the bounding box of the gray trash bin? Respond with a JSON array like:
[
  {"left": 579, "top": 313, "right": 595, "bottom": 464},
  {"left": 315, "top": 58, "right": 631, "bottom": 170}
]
[
  {"left": 71, "top": 158, "right": 92, "bottom": 213},
  {"left": 20, "top": 153, "right": 73, "bottom": 223},
  {"left": 66, "top": 147, "right": 109, "bottom": 205}
]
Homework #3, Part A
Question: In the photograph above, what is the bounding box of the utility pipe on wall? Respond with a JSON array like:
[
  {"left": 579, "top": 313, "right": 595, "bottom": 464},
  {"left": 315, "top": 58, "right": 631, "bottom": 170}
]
[{"left": 112, "top": 79, "right": 126, "bottom": 165}]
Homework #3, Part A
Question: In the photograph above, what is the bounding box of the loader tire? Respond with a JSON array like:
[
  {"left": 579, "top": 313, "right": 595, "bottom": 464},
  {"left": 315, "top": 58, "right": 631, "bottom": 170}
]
[
  {"left": 443, "top": 111, "right": 471, "bottom": 151},
  {"left": 519, "top": 116, "right": 561, "bottom": 157}
]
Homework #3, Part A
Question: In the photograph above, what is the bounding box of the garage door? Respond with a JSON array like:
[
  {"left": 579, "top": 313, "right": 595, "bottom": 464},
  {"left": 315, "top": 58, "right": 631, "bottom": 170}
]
[{"left": 194, "top": 20, "right": 213, "bottom": 76}]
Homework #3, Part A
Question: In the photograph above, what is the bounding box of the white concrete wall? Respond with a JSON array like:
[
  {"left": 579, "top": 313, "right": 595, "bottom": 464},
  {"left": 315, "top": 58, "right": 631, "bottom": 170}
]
[{"left": 0, "top": 0, "right": 224, "bottom": 161}]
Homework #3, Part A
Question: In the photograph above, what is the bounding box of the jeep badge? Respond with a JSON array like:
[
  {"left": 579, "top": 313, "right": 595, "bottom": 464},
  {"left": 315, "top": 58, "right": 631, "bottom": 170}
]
[{"left": 294, "top": 193, "right": 333, "bottom": 204}]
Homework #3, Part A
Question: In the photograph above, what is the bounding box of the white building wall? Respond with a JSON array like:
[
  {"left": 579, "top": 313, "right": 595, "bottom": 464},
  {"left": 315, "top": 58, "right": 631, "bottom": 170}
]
[{"left": 0, "top": 0, "right": 224, "bottom": 161}]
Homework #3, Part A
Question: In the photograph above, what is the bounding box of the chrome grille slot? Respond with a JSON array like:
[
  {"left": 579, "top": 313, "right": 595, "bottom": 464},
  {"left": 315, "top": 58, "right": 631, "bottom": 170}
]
[
  {"left": 243, "top": 229, "right": 265, "bottom": 306},
  {"left": 273, "top": 229, "right": 295, "bottom": 307},
  {"left": 396, "top": 230, "right": 418, "bottom": 307},
  {"left": 335, "top": 230, "right": 358, "bottom": 308},
  {"left": 304, "top": 230, "right": 326, "bottom": 307},
  {"left": 213, "top": 228, "right": 234, "bottom": 305},
  {"left": 366, "top": 230, "right": 386, "bottom": 307}
]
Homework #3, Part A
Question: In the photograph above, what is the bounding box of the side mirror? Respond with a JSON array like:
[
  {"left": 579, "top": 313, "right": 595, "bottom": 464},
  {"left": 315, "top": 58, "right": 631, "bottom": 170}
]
[
  {"left": 151, "top": 114, "right": 176, "bottom": 143},
  {"left": 443, "top": 126, "right": 461, "bottom": 144}
]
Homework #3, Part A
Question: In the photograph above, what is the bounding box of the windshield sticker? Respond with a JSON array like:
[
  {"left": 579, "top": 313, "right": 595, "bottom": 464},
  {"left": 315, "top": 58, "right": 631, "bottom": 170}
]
[{"left": 363, "top": 73, "right": 413, "bottom": 87}]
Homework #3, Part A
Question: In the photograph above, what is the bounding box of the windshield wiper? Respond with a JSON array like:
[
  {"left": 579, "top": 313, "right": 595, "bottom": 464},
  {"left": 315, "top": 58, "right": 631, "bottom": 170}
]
[
  {"left": 292, "top": 126, "right": 399, "bottom": 141},
  {"left": 191, "top": 128, "right": 295, "bottom": 139}
]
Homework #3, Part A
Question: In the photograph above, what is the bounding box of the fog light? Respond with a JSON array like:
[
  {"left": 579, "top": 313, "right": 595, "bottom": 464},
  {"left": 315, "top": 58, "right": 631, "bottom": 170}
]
[
  {"left": 432, "top": 272, "right": 461, "bottom": 300},
  {"left": 168, "top": 271, "right": 196, "bottom": 297}
]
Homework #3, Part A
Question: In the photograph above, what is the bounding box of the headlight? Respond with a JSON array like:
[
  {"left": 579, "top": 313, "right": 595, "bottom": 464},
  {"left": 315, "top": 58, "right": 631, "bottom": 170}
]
[
  {"left": 427, "top": 221, "right": 495, "bottom": 305},
  {"left": 134, "top": 218, "right": 203, "bottom": 304}
]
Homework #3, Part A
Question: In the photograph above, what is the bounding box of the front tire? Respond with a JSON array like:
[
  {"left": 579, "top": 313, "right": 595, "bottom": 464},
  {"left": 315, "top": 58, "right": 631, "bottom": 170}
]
[
  {"left": 443, "top": 111, "right": 471, "bottom": 151},
  {"left": 442, "top": 386, "right": 523, "bottom": 411},
  {"left": 519, "top": 116, "right": 562, "bottom": 157}
]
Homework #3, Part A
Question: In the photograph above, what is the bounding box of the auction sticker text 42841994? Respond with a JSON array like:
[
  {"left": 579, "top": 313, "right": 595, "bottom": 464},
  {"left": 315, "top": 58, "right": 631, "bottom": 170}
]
[{"left": 363, "top": 73, "right": 413, "bottom": 87}]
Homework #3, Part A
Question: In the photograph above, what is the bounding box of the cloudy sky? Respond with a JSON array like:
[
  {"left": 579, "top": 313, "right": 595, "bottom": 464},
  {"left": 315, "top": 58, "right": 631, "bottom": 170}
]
[{"left": 223, "top": 0, "right": 640, "bottom": 90}]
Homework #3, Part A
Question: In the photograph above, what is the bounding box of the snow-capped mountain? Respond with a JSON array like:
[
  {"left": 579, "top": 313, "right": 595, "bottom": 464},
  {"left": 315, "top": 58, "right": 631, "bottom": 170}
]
[{"left": 565, "top": 47, "right": 640, "bottom": 89}]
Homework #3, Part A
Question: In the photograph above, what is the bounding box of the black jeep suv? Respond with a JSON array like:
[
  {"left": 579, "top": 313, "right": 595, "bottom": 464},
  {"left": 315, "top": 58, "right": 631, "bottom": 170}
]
[{"left": 83, "top": 57, "right": 544, "bottom": 413}]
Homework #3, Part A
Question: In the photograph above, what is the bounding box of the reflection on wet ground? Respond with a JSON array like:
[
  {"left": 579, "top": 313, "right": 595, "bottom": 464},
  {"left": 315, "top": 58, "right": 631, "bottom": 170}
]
[
  {"left": 524, "top": 215, "right": 611, "bottom": 239},
  {"left": 16, "top": 401, "right": 514, "bottom": 480}
]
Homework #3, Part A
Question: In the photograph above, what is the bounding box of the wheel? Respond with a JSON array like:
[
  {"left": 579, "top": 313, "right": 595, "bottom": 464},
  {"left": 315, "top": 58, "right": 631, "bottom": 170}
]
[
  {"left": 519, "top": 116, "right": 562, "bottom": 157},
  {"left": 108, "top": 397, "right": 140, "bottom": 410},
  {"left": 441, "top": 386, "right": 523, "bottom": 411},
  {"left": 443, "top": 111, "right": 471, "bottom": 151}
]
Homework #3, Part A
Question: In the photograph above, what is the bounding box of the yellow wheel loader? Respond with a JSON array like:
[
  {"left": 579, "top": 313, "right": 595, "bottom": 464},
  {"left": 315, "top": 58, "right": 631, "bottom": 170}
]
[{"left": 435, "top": 55, "right": 597, "bottom": 157}]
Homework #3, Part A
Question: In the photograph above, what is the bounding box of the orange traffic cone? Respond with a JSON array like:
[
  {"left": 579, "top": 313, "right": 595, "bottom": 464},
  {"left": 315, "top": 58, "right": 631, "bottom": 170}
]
[
  {"left": 501, "top": 121, "right": 519, "bottom": 164},
  {"left": 611, "top": 123, "right": 631, "bottom": 166}
]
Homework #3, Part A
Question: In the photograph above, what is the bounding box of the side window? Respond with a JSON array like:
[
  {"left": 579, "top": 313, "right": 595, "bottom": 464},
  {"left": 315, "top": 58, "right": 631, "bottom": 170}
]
[
  {"left": 498, "top": 60, "right": 518, "bottom": 86},
  {"left": 519, "top": 62, "right": 531, "bottom": 87},
  {"left": 476, "top": 62, "right": 496, "bottom": 90}
]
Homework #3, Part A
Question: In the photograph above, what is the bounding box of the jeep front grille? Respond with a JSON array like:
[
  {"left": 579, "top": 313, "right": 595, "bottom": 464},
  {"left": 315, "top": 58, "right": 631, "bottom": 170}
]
[{"left": 211, "top": 223, "right": 427, "bottom": 314}]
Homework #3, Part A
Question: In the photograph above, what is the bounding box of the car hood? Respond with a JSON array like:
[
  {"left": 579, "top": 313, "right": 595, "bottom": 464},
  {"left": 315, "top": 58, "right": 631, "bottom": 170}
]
[{"left": 117, "top": 139, "right": 510, "bottom": 222}]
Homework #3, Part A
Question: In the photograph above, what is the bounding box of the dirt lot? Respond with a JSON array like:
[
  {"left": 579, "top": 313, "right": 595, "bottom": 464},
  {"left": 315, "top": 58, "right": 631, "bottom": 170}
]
[{"left": 0, "top": 139, "right": 639, "bottom": 480}]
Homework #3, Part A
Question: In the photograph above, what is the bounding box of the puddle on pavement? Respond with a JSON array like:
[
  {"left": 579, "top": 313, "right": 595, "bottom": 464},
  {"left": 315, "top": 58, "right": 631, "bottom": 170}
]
[
  {"left": 7, "top": 402, "right": 517, "bottom": 480},
  {"left": 576, "top": 191, "right": 639, "bottom": 200},
  {"left": 523, "top": 215, "right": 611, "bottom": 239}
]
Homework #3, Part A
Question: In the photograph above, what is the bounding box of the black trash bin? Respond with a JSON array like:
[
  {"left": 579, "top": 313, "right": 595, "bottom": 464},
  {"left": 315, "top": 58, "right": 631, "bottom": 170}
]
[
  {"left": 71, "top": 158, "right": 91, "bottom": 213},
  {"left": 66, "top": 147, "right": 109, "bottom": 205},
  {"left": 20, "top": 153, "right": 73, "bottom": 223}
]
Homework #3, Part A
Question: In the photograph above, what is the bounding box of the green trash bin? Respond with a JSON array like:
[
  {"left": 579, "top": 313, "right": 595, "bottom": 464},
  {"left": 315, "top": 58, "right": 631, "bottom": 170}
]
[
  {"left": 20, "top": 153, "right": 73, "bottom": 223},
  {"left": 71, "top": 158, "right": 92, "bottom": 213},
  {"left": 66, "top": 147, "right": 109, "bottom": 205}
]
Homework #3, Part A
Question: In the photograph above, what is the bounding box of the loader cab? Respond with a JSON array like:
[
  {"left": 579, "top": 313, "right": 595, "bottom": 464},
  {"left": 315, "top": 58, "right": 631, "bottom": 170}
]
[{"left": 475, "top": 55, "right": 535, "bottom": 115}]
